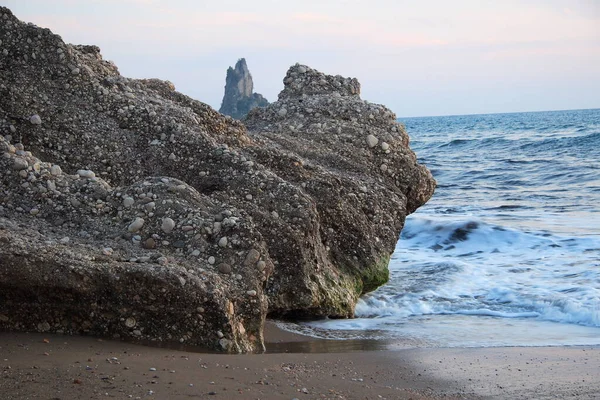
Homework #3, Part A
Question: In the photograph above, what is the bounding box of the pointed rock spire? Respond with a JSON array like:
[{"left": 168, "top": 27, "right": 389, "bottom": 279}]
[{"left": 219, "top": 58, "right": 269, "bottom": 119}]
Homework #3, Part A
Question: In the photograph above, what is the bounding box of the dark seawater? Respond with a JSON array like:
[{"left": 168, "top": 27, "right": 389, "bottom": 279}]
[{"left": 279, "top": 109, "right": 600, "bottom": 347}]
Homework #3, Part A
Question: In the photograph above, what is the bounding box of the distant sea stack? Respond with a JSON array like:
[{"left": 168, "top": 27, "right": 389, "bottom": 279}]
[{"left": 219, "top": 58, "right": 269, "bottom": 119}]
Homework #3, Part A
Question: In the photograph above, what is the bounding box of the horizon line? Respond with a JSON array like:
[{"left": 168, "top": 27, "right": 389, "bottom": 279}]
[{"left": 398, "top": 107, "right": 600, "bottom": 119}]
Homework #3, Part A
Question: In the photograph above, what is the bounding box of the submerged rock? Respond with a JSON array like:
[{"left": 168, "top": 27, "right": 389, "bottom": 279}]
[
  {"left": 0, "top": 7, "right": 435, "bottom": 351},
  {"left": 219, "top": 58, "right": 269, "bottom": 119}
]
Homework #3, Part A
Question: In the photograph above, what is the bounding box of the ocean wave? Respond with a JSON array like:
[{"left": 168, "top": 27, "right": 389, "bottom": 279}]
[
  {"left": 450, "top": 309, "right": 541, "bottom": 318},
  {"left": 360, "top": 215, "right": 600, "bottom": 329},
  {"left": 435, "top": 136, "right": 513, "bottom": 149},
  {"left": 352, "top": 285, "right": 600, "bottom": 328},
  {"left": 399, "top": 216, "right": 557, "bottom": 252},
  {"left": 518, "top": 131, "right": 600, "bottom": 153},
  {"left": 424, "top": 131, "right": 600, "bottom": 160}
]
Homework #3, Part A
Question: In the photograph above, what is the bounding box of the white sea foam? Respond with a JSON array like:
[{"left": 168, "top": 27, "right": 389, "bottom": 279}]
[
  {"left": 296, "top": 215, "right": 600, "bottom": 347},
  {"left": 359, "top": 216, "right": 600, "bottom": 325}
]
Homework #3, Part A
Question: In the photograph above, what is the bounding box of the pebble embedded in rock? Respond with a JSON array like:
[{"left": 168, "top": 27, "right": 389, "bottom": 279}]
[
  {"left": 50, "top": 165, "right": 62, "bottom": 176},
  {"left": 29, "top": 114, "right": 42, "bottom": 125},
  {"left": 37, "top": 321, "right": 51, "bottom": 332},
  {"left": 157, "top": 256, "right": 168, "bottom": 265},
  {"left": 217, "top": 263, "right": 232, "bottom": 274},
  {"left": 218, "top": 338, "right": 230, "bottom": 351},
  {"left": 161, "top": 217, "right": 175, "bottom": 233},
  {"left": 218, "top": 237, "right": 228, "bottom": 248},
  {"left": 366, "top": 134, "right": 379, "bottom": 148},
  {"left": 77, "top": 169, "right": 95, "bottom": 179},
  {"left": 123, "top": 197, "right": 135, "bottom": 207},
  {"left": 381, "top": 142, "right": 390, "bottom": 151},
  {"left": 244, "top": 249, "right": 260, "bottom": 266},
  {"left": 12, "top": 158, "right": 28, "bottom": 170},
  {"left": 128, "top": 217, "right": 145, "bottom": 233},
  {"left": 143, "top": 238, "right": 156, "bottom": 249}
]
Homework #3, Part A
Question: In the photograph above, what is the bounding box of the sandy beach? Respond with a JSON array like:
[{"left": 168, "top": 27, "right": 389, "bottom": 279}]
[{"left": 1, "top": 323, "right": 598, "bottom": 400}]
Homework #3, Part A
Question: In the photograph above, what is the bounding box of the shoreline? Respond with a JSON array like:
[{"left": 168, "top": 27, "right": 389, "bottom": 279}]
[{"left": 2, "top": 325, "right": 599, "bottom": 399}]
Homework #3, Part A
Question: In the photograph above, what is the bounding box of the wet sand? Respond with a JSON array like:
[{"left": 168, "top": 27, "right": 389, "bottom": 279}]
[{"left": 1, "top": 323, "right": 598, "bottom": 399}]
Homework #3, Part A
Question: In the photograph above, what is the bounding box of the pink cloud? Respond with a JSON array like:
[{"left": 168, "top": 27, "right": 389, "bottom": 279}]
[{"left": 292, "top": 13, "right": 344, "bottom": 24}]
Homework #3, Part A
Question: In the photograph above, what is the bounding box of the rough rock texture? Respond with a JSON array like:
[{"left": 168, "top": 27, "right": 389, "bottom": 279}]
[
  {"left": 244, "top": 65, "right": 436, "bottom": 315},
  {"left": 219, "top": 58, "right": 269, "bottom": 119},
  {"left": 0, "top": 136, "right": 271, "bottom": 353},
  {"left": 0, "top": 7, "right": 435, "bottom": 351}
]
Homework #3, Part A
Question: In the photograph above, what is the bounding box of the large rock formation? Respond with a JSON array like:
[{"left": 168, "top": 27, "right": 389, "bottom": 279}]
[
  {"left": 0, "top": 7, "right": 435, "bottom": 351},
  {"left": 219, "top": 58, "right": 269, "bottom": 119}
]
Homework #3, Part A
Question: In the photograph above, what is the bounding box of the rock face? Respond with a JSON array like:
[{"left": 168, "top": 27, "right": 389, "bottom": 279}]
[
  {"left": 244, "top": 65, "right": 436, "bottom": 316},
  {"left": 0, "top": 7, "right": 435, "bottom": 351},
  {"left": 219, "top": 58, "right": 269, "bottom": 119}
]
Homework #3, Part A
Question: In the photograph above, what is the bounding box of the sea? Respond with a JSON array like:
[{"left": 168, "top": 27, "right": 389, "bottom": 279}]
[{"left": 278, "top": 108, "right": 600, "bottom": 348}]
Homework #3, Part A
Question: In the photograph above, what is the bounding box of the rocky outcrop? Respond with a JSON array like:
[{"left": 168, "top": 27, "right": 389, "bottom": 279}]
[
  {"left": 0, "top": 142, "right": 270, "bottom": 353},
  {"left": 219, "top": 58, "right": 268, "bottom": 119},
  {"left": 244, "top": 65, "right": 435, "bottom": 316},
  {"left": 0, "top": 7, "right": 435, "bottom": 351}
]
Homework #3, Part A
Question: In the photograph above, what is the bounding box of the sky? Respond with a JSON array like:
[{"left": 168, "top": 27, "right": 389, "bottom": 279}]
[{"left": 4, "top": 0, "right": 600, "bottom": 117}]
